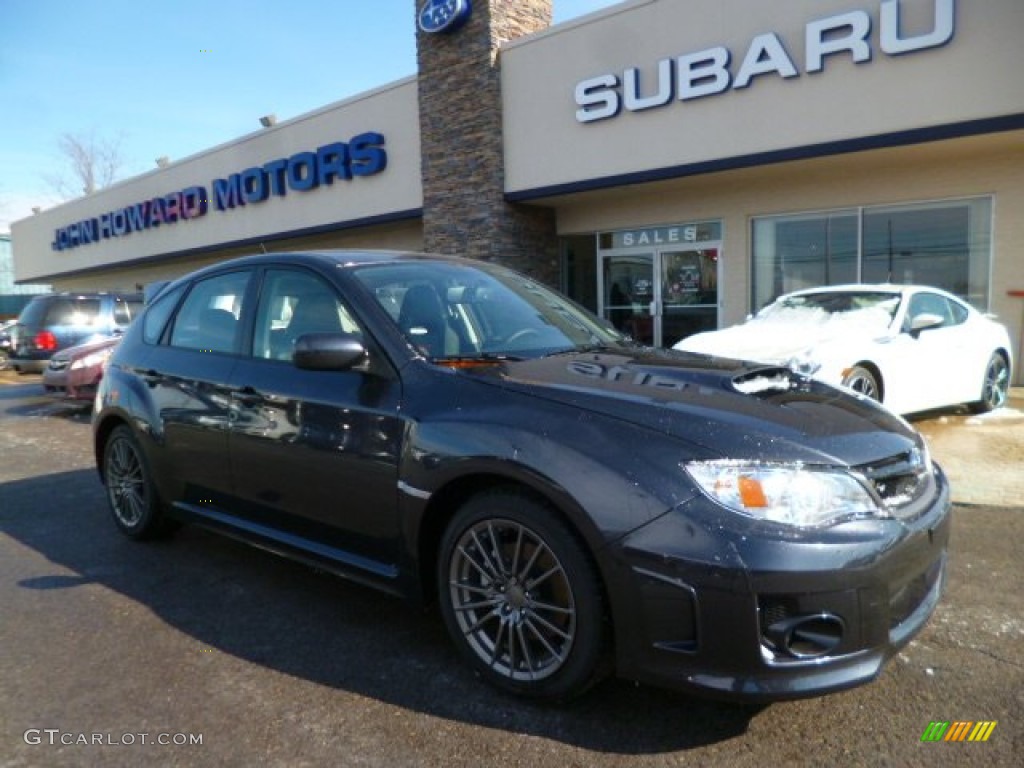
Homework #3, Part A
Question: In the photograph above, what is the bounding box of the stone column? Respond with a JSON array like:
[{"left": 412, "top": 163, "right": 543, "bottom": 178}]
[{"left": 416, "top": 0, "right": 559, "bottom": 285}]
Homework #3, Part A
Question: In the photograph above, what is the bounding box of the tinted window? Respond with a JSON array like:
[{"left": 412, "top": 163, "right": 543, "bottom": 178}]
[
  {"left": 113, "top": 298, "right": 145, "bottom": 326},
  {"left": 143, "top": 285, "right": 186, "bottom": 344},
  {"left": 251, "top": 269, "right": 362, "bottom": 361},
  {"left": 169, "top": 272, "right": 251, "bottom": 354},
  {"left": 354, "top": 262, "right": 619, "bottom": 359},
  {"left": 20, "top": 297, "right": 101, "bottom": 327},
  {"left": 906, "top": 293, "right": 966, "bottom": 329}
]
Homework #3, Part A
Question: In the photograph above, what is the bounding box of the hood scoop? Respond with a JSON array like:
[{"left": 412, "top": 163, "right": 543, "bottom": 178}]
[{"left": 731, "top": 367, "right": 806, "bottom": 397}]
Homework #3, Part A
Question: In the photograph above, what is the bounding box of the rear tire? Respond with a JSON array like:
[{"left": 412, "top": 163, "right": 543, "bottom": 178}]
[
  {"left": 438, "top": 489, "right": 609, "bottom": 700},
  {"left": 102, "top": 425, "right": 175, "bottom": 540},
  {"left": 968, "top": 353, "right": 1009, "bottom": 414}
]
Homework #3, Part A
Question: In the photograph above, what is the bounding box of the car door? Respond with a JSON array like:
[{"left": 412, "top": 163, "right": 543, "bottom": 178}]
[
  {"left": 225, "top": 267, "right": 405, "bottom": 575},
  {"left": 146, "top": 270, "right": 253, "bottom": 507},
  {"left": 897, "top": 291, "right": 976, "bottom": 411}
]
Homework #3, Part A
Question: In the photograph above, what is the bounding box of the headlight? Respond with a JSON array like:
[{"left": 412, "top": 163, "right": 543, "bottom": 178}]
[
  {"left": 70, "top": 348, "right": 114, "bottom": 370},
  {"left": 684, "top": 461, "right": 879, "bottom": 528}
]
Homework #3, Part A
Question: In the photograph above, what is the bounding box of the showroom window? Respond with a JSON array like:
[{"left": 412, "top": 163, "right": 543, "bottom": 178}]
[{"left": 752, "top": 197, "right": 992, "bottom": 312}]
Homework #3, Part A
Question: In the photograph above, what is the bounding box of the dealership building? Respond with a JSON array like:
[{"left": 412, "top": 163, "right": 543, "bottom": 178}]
[{"left": 11, "top": 0, "right": 1024, "bottom": 381}]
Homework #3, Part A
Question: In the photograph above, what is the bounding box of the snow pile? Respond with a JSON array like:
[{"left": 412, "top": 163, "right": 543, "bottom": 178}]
[{"left": 964, "top": 407, "right": 1024, "bottom": 425}]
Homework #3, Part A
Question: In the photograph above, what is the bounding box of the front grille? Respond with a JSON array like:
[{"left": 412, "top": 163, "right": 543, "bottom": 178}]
[
  {"left": 759, "top": 596, "right": 798, "bottom": 631},
  {"left": 856, "top": 447, "right": 930, "bottom": 512}
]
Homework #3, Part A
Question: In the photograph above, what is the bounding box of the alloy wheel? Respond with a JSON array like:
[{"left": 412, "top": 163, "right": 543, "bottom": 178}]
[
  {"left": 447, "top": 518, "right": 577, "bottom": 682},
  {"left": 982, "top": 354, "right": 1009, "bottom": 410},
  {"left": 106, "top": 435, "right": 147, "bottom": 529}
]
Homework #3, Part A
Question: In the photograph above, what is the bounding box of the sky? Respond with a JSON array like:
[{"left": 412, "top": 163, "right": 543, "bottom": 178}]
[{"left": 0, "top": 0, "right": 623, "bottom": 232}]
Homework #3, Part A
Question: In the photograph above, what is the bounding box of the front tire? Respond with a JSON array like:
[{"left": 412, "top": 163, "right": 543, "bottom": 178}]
[
  {"left": 842, "top": 365, "right": 880, "bottom": 401},
  {"left": 102, "top": 425, "right": 173, "bottom": 540},
  {"left": 438, "top": 489, "right": 608, "bottom": 700},
  {"left": 969, "top": 353, "right": 1009, "bottom": 414}
]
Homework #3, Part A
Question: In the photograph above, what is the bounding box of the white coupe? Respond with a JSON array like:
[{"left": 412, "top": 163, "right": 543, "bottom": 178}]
[{"left": 674, "top": 285, "right": 1013, "bottom": 415}]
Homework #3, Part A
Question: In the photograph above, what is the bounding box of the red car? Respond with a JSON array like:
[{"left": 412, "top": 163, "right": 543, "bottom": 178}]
[{"left": 42, "top": 336, "right": 121, "bottom": 401}]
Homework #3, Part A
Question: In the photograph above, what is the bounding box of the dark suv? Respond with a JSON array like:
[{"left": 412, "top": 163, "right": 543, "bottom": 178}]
[{"left": 9, "top": 292, "right": 143, "bottom": 373}]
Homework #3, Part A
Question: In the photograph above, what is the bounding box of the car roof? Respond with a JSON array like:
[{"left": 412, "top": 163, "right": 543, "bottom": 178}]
[
  {"left": 782, "top": 284, "right": 961, "bottom": 301},
  {"left": 155, "top": 250, "right": 486, "bottom": 291},
  {"left": 29, "top": 291, "right": 143, "bottom": 300},
  {"left": 197, "top": 250, "right": 464, "bottom": 272}
]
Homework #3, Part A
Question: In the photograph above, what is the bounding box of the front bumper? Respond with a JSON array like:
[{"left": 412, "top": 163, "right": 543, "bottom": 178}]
[
  {"left": 607, "top": 465, "right": 951, "bottom": 701},
  {"left": 9, "top": 355, "right": 48, "bottom": 374},
  {"left": 42, "top": 367, "right": 101, "bottom": 401}
]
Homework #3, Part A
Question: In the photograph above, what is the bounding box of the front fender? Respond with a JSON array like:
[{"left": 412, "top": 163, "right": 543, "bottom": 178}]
[
  {"left": 398, "top": 405, "right": 712, "bottom": 554},
  {"left": 92, "top": 360, "right": 164, "bottom": 480}
]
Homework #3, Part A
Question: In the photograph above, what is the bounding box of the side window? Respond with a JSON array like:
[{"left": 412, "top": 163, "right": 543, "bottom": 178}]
[
  {"left": 907, "top": 293, "right": 954, "bottom": 329},
  {"left": 169, "top": 271, "right": 251, "bottom": 354},
  {"left": 113, "top": 299, "right": 131, "bottom": 326},
  {"left": 143, "top": 285, "right": 186, "bottom": 344},
  {"left": 126, "top": 300, "right": 145, "bottom": 323},
  {"left": 948, "top": 300, "right": 968, "bottom": 326},
  {"left": 252, "top": 269, "right": 362, "bottom": 361}
]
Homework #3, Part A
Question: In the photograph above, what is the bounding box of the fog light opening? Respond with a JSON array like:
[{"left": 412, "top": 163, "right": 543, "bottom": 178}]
[{"left": 765, "top": 614, "right": 845, "bottom": 659}]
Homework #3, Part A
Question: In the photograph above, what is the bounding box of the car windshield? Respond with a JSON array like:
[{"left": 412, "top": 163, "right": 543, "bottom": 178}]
[
  {"left": 756, "top": 291, "right": 901, "bottom": 331},
  {"left": 353, "top": 261, "right": 624, "bottom": 359}
]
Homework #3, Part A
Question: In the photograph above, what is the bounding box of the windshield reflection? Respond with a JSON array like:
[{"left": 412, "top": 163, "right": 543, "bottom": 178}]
[{"left": 353, "top": 261, "right": 626, "bottom": 360}]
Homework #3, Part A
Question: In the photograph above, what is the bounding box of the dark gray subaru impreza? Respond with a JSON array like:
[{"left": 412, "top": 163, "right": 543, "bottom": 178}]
[{"left": 93, "top": 251, "right": 950, "bottom": 701}]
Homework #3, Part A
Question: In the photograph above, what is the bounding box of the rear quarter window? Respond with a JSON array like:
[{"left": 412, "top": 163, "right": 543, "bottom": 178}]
[{"left": 142, "top": 285, "right": 186, "bottom": 344}]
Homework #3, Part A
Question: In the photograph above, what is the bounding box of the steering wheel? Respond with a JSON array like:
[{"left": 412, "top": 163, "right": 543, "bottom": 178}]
[{"left": 504, "top": 328, "right": 541, "bottom": 346}]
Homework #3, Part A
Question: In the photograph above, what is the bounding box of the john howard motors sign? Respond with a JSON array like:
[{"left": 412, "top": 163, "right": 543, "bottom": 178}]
[{"left": 51, "top": 132, "right": 387, "bottom": 252}]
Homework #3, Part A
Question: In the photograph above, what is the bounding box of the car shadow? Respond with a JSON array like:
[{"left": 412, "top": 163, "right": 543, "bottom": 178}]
[
  {"left": 904, "top": 404, "right": 972, "bottom": 423},
  {"left": 0, "top": 468, "right": 762, "bottom": 754}
]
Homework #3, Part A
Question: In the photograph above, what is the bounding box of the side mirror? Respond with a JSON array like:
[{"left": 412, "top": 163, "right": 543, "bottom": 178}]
[
  {"left": 908, "top": 312, "right": 944, "bottom": 338},
  {"left": 293, "top": 332, "right": 366, "bottom": 371}
]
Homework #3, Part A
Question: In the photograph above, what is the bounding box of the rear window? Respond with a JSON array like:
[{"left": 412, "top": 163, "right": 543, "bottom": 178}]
[{"left": 19, "top": 298, "right": 102, "bottom": 327}]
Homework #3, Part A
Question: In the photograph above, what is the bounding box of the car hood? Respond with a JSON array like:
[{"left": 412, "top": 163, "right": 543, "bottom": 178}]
[
  {"left": 51, "top": 335, "right": 121, "bottom": 362},
  {"left": 674, "top": 318, "right": 886, "bottom": 364},
  {"left": 460, "top": 348, "right": 918, "bottom": 467}
]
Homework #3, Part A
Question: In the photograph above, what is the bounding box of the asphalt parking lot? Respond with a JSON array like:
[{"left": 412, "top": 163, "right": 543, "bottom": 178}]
[{"left": 1, "top": 370, "right": 1021, "bottom": 768}]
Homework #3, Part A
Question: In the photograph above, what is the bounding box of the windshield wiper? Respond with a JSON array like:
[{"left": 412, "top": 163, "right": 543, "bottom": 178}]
[
  {"left": 541, "top": 343, "right": 621, "bottom": 358},
  {"left": 432, "top": 352, "right": 526, "bottom": 364}
]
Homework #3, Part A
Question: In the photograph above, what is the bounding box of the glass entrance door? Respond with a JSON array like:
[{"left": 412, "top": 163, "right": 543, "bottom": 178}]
[
  {"left": 599, "top": 246, "right": 719, "bottom": 348},
  {"left": 659, "top": 248, "right": 719, "bottom": 348},
  {"left": 600, "top": 253, "right": 655, "bottom": 346}
]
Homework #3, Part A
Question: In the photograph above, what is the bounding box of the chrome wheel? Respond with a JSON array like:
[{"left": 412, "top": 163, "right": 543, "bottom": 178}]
[
  {"left": 448, "top": 518, "right": 576, "bottom": 682},
  {"left": 842, "top": 366, "right": 880, "bottom": 401}
]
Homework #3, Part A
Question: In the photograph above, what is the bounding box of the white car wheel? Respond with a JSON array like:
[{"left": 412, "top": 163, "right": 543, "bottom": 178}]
[
  {"left": 969, "top": 353, "right": 1009, "bottom": 414},
  {"left": 842, "top": 366, "right": 880, "bottom": 401}
]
